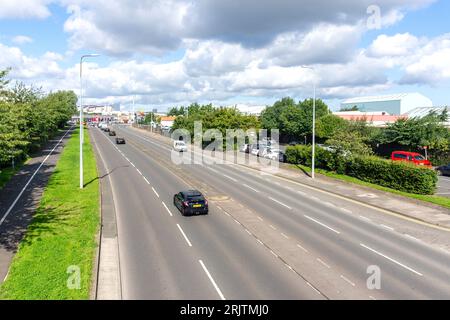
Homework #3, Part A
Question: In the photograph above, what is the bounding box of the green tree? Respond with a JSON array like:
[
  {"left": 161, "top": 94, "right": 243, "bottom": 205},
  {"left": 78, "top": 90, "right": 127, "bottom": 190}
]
[
  {"left": 340, "top": 105, "right": 359, "bottom": 112},
  {"left": 316, "top": 114, "right": 349, "bottom": 140}
]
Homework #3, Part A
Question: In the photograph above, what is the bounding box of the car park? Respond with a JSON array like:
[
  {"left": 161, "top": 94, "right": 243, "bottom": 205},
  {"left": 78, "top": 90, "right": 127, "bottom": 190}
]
[
  {"left": 115, "top": 137, "right": 126, "bottom": 144},
  {"left": 173, "top": 190, "right": 208, "bottom": 216},
  {"left": 391, "top": 151, "right": 431, "bottom": 167},
  {"left": 109, "top": 130, "right": 116, "bottom": 136},
  {"left": 173, "top": 140, "right": 188, "bottom": 152}
]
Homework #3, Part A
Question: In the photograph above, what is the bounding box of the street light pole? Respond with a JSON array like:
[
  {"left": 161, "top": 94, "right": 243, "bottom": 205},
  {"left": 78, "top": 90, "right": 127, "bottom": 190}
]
[
  {"left": 301, "top": 65, "right": 317, "bottom": 179},
  {"left": 80, "top": 54, "right": 100, "bottom": 189}
]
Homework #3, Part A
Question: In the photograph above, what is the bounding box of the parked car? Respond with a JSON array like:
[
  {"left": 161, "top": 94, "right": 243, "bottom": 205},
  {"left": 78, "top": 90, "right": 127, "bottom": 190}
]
[
  {"left": 391, "top": 151, "right": 431, "bottom": 167},
  {"left": 109, "top": 130, "right": 116, "bottom": 136},
  {"left": 173, "top": 190, "right": 208, "bottom": 216},
  {"left": 258, "top": 146, "right": 271, "bottom": 157},
  {"left": 115, "top": 137, "right": 126, "bottom": 144},
  {"left": 250, "top": 145, "right": 260, "bottom": 156},
  {"left": 239, "top": 144, "right": 251, "bottom": 153},
  {"left": 288, "top": 141, "right": 299, "bottom": 146},
  {"left": 265, "top": 149, "right": 287, "bottom": 162},
  {"left": 104, "top": 127, "right": 110, "bottom": 132},
  {"left": 173, "top": 140, "right": 188, "bottom": 152},
  {"left": 436, "top": 164, "right": 450, "bottom": 176}
]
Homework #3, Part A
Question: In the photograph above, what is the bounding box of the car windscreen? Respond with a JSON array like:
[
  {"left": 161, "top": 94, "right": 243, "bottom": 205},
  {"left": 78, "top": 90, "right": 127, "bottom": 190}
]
[{"left": 187, "top": 195, "right": 204, "bottom": 201}]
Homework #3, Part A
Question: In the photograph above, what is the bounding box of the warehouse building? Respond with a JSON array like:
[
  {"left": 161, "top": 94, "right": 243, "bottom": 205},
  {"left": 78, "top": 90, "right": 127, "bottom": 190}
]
[{"left": 340, "top": 93, "right": 433, "bottom": 115}]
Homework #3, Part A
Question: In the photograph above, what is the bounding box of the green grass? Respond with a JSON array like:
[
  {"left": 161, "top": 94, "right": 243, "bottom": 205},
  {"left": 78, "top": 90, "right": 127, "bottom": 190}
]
[
  {"left": 290, "top": 164, "right": 450, "bottom": 209},
  {"left": 0, "top": 128, "right": 100, "bottom": 299}
]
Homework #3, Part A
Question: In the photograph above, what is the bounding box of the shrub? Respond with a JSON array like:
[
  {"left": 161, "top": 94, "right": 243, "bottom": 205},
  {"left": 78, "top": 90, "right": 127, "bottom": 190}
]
[{"left": 286, "top": 145, "right": 437, "bottom": 195}]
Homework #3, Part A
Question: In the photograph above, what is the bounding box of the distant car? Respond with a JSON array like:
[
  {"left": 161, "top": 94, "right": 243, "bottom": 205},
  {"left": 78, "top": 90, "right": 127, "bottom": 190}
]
[
  {"left": 109, "top": 130, "right": 116, "bottom": 136},
  {"left": 391, "top": 151, "right": 431, "bottom": 167},
  {"left": 104, "top": 127, "right": 110, "bottom": 132},
  {"left": 173, "top": 140, "right": 188, "bottom": 152},
  {"left": 115, "top": 137, "right": 126, "bottom": 144},
  {"left": 173, "top": 190, "right": 208, "bottom": 216},
  {"left": 289, "top": 141, "right": 299, "bottom": 146},
  {"left": 436, "top": 164, "right": 450, "bottom": 176},
  {"left": 251, "top": 146, "right": 260, "bottom": 156}
]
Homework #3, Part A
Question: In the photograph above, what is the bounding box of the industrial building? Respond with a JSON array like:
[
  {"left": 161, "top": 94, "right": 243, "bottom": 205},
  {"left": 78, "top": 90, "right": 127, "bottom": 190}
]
[{"left": 340, "top": 93, "right": 433, "bottom": 115}]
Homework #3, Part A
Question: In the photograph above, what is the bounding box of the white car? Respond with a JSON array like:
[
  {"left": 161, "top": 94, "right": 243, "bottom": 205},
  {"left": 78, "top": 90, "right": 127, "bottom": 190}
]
[
  {"left": 251, "top": 147, "right": 259, "bottom": 156},
  {"left": 173, "top": 140, "right": 188, "bottom": 152}
]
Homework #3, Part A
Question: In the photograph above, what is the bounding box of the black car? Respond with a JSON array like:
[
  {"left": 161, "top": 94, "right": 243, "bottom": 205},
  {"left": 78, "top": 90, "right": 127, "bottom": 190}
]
[
  {"left": 437, "top": 164, "right": 450, "bottom": 176},
  {"left": 104, "top": 128, "right": 110, "bottom": 132},
  {"left": 173, "top": 190, "right": 208, "bottom": 216},
  {"left": 115, "top": 137, "right": 126, "bottom": 144},
  {"left": 109, "top": 130, "right": 116, "bottom": 136}
]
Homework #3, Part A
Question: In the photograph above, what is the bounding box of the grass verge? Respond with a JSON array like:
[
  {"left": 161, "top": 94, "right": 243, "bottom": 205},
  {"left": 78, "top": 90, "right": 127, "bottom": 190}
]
[
  {"left": 290, "top": 164, "right": 450, "bottom": 210},
  {"left": 0, "top": 128, "right": 100, "bottom": 299}
]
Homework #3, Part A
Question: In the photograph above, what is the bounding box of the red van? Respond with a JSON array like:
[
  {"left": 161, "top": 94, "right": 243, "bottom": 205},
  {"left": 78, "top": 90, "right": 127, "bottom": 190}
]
[{"left": 391, "top": 151, "right": 432, "bottom": 167}]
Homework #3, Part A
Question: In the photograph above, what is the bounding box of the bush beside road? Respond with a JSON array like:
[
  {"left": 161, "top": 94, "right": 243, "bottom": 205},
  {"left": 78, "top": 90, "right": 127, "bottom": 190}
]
[
  {"left": 286, "top": 144, "right": 438, "bottom": 195},
  {"left": 0, "top": 128, "right": 100, "bottom": 299}
]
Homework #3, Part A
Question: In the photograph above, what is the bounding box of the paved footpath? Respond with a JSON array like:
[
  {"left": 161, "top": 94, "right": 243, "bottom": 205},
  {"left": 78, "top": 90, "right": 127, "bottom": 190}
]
[{"left": 0, "top": 127, "right": 74, "bottom": 283}]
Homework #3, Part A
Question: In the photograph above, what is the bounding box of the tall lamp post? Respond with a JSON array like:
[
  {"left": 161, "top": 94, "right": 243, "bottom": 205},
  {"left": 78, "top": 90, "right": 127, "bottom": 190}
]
[
  {"left": 80, "top": 54, "right": 100, "bottom": 189},
  {"left": 301, "top": 66, "right": 316, "bottom": 179}
]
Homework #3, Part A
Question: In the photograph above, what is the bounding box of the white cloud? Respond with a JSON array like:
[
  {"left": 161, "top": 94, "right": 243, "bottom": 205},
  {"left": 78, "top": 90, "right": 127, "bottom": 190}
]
[
  {"left": 12, "top": 35, "right": 33, "bottom": 45},
  {"left": 0, "top": 0, "right": 52, "bottom": 19},
  {"left": 0, "top": 43, "right": 63, "bottom": 80},
  {"left": 365, "top": 32, "right": 450, "bottom": 85},
  {"left": 368, "top": 33, "right": 420, "bottom": 57}
]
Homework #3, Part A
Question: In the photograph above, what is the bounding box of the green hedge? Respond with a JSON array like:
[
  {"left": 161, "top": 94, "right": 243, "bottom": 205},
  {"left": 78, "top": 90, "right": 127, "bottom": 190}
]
[{"left": 286, "top": 145, "right": 437, "bottom": 195}]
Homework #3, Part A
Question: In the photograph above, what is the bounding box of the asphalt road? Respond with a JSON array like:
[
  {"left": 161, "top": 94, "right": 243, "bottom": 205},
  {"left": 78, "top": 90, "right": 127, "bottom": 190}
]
[{"left": 91, "top": 125, "right": 450, "bottom": 299}]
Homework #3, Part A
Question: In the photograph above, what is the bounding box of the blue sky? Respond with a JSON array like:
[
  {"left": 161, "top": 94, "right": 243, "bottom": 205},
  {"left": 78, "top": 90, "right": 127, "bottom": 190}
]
[{"left": 0, "top": 0, "right": 449, "bottom": 111}]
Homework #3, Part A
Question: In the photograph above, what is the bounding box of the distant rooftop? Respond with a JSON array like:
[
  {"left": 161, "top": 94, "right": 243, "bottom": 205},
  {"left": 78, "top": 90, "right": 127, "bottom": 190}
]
[
  {"left": 406, "top": 106, "right": 449, "bottom": 118},
  {"left": 342, "top": 93, "right": 423, "bottom": 104}
]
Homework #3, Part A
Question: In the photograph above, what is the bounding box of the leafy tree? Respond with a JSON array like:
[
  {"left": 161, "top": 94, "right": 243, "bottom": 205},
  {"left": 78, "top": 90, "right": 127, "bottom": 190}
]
[
  {"left": 167, "top": 106, "right": 186, "bottom": 116},
  {"left": 340, "top": 105, "right": 359, "bottom": 112},
  {"left": 5, "top": 81, "right": 43, "bottom": 104},
  {"left": 316, "top": 114, "right": 349, "bottom": 140},
  {"left": 143, "top": 112, "right": 160, "bottom": 124},
  {"left": 0, "top": 68, "right": 11, "bottom": 97},
  {"left": 326, "top": 131, "right": 373, "bottom": 156}
]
